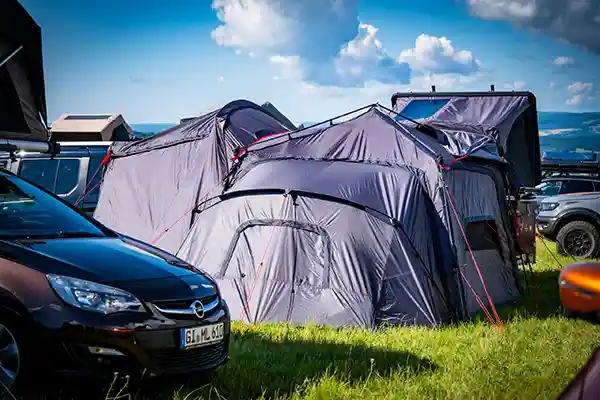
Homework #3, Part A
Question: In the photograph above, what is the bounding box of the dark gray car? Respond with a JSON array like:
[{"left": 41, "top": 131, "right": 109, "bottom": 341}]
[{"left": 0, "top": 141, "right": 110, "bottom": 214}]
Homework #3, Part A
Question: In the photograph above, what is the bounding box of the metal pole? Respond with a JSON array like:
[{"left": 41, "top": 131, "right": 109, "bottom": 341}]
[{"left": 0, "top": 46, "right": 23, "bottom": 69}]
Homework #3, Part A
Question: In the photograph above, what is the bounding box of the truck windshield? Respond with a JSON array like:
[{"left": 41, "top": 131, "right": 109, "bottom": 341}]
[{"left": 0, "top": 173, "right": 107, "bottom": 239}]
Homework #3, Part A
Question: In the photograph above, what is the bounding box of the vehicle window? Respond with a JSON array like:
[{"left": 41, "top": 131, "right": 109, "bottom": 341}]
[
  {"left": 19, "top": 160, "right": 58, "bottom": 191},
  {"left": 537, "top": 181, "right": 561, "bottom": 196},
  {"left": 560, "top": 180, "right": 594, "bottom": 194},
  {"left": 85, "top": 157, "right": 104, "bottom": 204},
  {"left": 0, "top": 173, "right": 106, "bottom": 239},
  {"left": 55, "top": 159, "right": 80, "bottom": 195},
  {"left": 593, "top": 182, "right": 600, "bottom": 192}
]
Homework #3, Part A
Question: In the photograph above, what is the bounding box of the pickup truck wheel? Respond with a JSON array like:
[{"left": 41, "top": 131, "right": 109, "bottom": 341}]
[{"left": 556, "top": 221, "right": 600, "bottom": 259}]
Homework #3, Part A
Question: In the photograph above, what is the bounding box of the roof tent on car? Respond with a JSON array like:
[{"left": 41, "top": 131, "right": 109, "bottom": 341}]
[
  {"left": 0, "top": 0, "right": 58, "bottom": 155},
  {"left": 390, "top": 90, "right": 542, "bottom": 188},
  {"left": 49, "top": 113, "right": 134, "bottom": 142}
]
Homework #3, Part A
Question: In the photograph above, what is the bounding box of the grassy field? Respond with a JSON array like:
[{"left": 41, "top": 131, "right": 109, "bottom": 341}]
[{"left": 41, "top": 240, "right": 600, "bottom": 400}]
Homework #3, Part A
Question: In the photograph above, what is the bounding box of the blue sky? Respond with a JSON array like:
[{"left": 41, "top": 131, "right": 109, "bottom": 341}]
[{"left": 19, "top": 0, "right": 600, "bottom": 124}]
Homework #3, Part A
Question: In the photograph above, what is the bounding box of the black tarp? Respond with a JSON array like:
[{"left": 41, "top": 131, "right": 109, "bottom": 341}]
[{"left": 0, "top": 0, "right": 48, "bottom": 141}]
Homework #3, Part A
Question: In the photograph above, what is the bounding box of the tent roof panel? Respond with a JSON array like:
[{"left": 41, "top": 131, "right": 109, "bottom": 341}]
[
  {"left": 222, "top": 158, "right": 425, "bottom": 224},
  {"left": 110, "top": 99, "right": 290, "bottom": 157}
]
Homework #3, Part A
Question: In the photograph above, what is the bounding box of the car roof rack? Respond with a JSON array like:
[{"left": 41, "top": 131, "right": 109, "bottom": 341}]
[
  {"left": 0, "top": 138, "right": 60, "bottom": 161},
  {"left": 541, "top": 159, "right": 600, "bottom": 178}
]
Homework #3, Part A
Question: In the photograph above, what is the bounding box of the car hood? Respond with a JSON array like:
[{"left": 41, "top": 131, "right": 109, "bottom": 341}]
[
  {"left": 0, "top": 237, "right": 217, "bottom": 302},
  {"left": 542, "top": 192, "right": 600, "bottom": 203}
]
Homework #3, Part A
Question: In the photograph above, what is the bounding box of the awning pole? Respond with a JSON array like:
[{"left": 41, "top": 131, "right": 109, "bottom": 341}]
[{"left": 0, "top": 46, "right": 23, "bottom": 69}]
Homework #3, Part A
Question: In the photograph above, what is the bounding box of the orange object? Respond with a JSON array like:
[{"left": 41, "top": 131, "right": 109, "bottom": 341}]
[{"left": 559, "top": 261, "right": 600, "bottom": 314}]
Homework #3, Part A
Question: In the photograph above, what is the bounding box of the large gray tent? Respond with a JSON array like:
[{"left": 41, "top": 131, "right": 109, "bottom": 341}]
[
  {"left": 173, "top": 99, "right": 536, "bottom": 327},
  {"left": 93, "top": 100, "right": 292, "bottom": 254}
]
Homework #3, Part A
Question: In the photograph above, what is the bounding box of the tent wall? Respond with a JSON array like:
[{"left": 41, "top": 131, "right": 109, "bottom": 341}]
[
  {"left": 93, "top": 100, "right": 291, "bottom": 253},
  {"left": 94, "top": 138, "right": 221, "bottom": 254},
  {"left": 442, "top": 167, "right": 521, "bottom": 317},
  {"left": 177, "top": 158, "right": 461, "bottom": 327},
  {"left": 177, "top": 192, "right": 457, "bottom": 327}
]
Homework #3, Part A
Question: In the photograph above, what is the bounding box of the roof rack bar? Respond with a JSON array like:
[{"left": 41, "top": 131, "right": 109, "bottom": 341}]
[{"left": 0, "top": 138, "right": 60, "bottom": 155}]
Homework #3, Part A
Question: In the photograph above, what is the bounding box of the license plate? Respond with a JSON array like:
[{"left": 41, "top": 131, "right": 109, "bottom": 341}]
[{"left": 180, "top": 323, "right": 224, "bottom": 349}]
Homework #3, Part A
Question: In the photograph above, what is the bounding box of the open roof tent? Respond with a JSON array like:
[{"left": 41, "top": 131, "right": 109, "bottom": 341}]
[
  {"left": 390, "top": 89, "right": 542, "bottom": 188},
  {"left": 0, "top": 0, "right": 58, "bottom": 155},
  {"left": 49, "top": 113, "right": 133, "bottom": 142}
]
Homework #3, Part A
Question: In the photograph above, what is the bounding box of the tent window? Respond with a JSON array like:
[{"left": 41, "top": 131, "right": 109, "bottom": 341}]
[
  {"left": 396, "top": 99, "right": 449, "bottom": 120},
  {"left": 465, "top": 220, "right": 501, "bottom": 252}
]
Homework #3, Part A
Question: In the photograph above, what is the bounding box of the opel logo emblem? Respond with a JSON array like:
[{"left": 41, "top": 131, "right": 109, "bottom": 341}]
[{"left": 191, "top": 300, "right": 205, "bottom": 319}]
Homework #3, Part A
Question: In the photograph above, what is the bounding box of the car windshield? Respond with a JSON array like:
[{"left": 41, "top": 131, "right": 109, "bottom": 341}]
[{"left": 0, "top": 173, "right": 107, "bottom": 239}]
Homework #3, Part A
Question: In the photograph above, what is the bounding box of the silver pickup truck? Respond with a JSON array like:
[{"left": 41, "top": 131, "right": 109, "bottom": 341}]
[{"left": 536, "top": 180, "right": 600, "bottom": 258}]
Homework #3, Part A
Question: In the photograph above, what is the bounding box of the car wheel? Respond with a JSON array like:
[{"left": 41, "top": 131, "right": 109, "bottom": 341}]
[
  {"left": 556, "top": 220, "right": 600, "bottom": 259},
  {"left": 0, "top": 319, "right": 22, "bottom": 398}
]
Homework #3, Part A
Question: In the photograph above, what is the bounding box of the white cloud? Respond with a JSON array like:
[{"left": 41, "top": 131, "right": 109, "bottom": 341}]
[
  {"left": 211, "top": 0, "right": 295, "bottom": 54},
  {"left": 568, "top": 81, "right": 594, "bottom": 93},
  {"left": 217, "top": 76, "right": 225, "bottom": 83},
  {"left": 566, "top": 94, "right": 583, "bottom": 106},
  {"left": 504, "top": 80, "right": 526, "bottom": 90},
  {"left": 269, "top": 55, "right": 303, "bottom": 80},
  {"left": 566, "top": 81, "right": 595, "bottom": 106},
  {"left": 211, "top": 0, "right": 360, "bottom": 62},
  {"left": 553, "top": 56, "right": 575, "bottom": 66},
  {"left": 466, "top": 0, "right": 600, "bottom": 55},
  {"left": 211, "top": 0, "right": 482, "bottom": 90},
  {"left": 398, "top": 34, "right": 481, "bottom": 75},
  {"left": 327, "top": 23, "right": 411, "bottom": 86}
]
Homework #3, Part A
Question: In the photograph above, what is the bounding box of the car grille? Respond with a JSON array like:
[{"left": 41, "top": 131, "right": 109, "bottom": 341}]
[
  {"left": 153, "top": 295, "right": 220, "bottom": 320},
  {"left": 153, "top": 294, "right": 217, "bottom": 310},
  {"left": 148, "top": 341, "right": 227, "bottom": 374}
]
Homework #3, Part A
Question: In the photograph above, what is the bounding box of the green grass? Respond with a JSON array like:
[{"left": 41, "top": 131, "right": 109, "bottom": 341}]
[
  {"left": 45, "top": 240, "right": 600, "bottom": 400},
  {"left": 141, "top": 239, "right": 599, "bottom": 400}
]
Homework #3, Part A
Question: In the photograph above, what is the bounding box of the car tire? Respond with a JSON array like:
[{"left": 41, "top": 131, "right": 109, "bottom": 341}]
[
  {"left": 556, "top": 220, "right": 600, "bottom": 259},
  {"left": 0, "top": 311, "right": 40, "bottom": 399}
]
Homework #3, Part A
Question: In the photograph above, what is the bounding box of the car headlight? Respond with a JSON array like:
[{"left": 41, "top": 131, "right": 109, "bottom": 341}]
[
  {"left": 540, "top": 202, "right": 559, "bottom": 212},
  {"left": 47, "top": 274, "right": 145, "bottom": 314}
]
